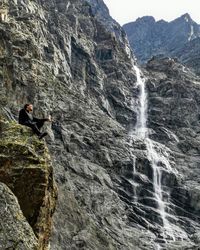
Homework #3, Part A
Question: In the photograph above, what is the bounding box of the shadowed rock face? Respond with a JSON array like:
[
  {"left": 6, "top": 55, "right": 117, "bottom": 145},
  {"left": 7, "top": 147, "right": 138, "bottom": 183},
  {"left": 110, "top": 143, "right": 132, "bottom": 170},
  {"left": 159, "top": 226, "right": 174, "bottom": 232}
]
[
  {"left": 1, "top": 0, "right": 200, "bottom": 249},
  {"left": 0, "top": 182, "right": 38, "bottom": 249}
]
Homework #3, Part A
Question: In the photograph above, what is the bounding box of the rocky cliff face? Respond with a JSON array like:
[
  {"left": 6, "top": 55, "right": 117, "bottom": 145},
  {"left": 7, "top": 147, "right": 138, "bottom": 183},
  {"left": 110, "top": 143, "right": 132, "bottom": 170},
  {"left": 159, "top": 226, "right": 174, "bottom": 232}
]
[
  {"left": 171, "top": 37, "right": 200, "bottom": 75},
  {"left": 145, "top": 57, "right": 200, "bottom": 248},
  {"left": 0, "top": 117, "right": 57, "bottom": 249},
  {"left": 1, "top": 0, "right": 200, "bottom": 249},
  {"left": 123, "top": 14, "right": 200, "bottom": 71}
]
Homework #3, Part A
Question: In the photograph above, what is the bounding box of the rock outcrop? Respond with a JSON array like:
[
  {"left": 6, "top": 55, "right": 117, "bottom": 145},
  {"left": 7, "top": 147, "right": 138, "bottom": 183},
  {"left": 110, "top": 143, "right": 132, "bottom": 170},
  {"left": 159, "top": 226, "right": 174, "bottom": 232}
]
[
  {"left": 1, "top": 0, "right": 200, "bottom": 249},
  {"left": 0, "top": 118, "right": 57, "bottom": 249},
  {"left": 0, "top": 182, "right": 38, "bottom": 249}
]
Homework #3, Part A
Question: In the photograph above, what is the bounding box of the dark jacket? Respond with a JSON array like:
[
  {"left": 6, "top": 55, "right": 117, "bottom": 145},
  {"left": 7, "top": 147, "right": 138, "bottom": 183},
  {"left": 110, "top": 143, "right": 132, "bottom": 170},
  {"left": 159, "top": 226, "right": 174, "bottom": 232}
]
[{"left": 18, "top": 108, "right": 47, "bottom": 125}]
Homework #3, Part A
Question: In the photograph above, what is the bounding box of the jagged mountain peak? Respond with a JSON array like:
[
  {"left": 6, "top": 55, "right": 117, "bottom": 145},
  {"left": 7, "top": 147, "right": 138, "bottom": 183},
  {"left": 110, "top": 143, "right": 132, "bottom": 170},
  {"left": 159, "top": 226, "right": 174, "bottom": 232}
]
[
  {"left": 179, "top": 13, "right": 193, "bottom": 22},
  {"left": 123, "top": 13, "right": 200, "bottom": 65},
  {"left": 172, "top": 13, "right": 197, "bottom": 25},
  {"left": 127, "top": 14, "right": 195, "bottom": 26},
  {"left": 136, "top": 15, "right": 156, "bottom": 23},
  {"left": 157, "top": 19, "right": 168, "bottom": 24}
]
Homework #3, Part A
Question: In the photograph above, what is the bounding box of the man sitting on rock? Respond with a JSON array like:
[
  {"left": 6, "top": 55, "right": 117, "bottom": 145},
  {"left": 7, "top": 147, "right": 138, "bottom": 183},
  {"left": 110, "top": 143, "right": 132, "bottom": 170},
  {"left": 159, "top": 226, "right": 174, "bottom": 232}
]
[{"left": 19, "top": 103, "right": 51, "bottom": 139}]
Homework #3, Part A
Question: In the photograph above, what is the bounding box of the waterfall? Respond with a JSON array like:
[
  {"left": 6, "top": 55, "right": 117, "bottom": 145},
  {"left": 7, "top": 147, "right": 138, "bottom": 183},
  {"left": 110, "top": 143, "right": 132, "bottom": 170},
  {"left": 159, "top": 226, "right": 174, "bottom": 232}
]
[
  {"left": 134, "top": 65, "right": 148, "bottom": 139},
  {"left": 146, "top": 138, "right": 173, "bottom": 238},
  {"left": 132, "top": 64, "right": 175, "bottom": 240}
]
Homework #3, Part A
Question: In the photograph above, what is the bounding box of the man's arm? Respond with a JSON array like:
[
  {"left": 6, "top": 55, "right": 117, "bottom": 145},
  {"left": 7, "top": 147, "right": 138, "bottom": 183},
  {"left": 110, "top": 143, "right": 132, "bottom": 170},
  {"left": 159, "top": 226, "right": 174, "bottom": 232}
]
[{"left": 32, "top": 117, "right": 49, "bottom": 122}]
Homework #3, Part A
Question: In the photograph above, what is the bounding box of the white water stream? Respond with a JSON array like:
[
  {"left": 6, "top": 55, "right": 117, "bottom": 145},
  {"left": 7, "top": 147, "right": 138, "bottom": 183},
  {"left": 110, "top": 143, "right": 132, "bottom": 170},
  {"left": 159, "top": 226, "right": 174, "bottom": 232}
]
[
  {"left": 134, "top": 66, "right": 147, "bottom": 139},
  {"left": 132, "top": 64, "right": 175, "bottom": 241}
]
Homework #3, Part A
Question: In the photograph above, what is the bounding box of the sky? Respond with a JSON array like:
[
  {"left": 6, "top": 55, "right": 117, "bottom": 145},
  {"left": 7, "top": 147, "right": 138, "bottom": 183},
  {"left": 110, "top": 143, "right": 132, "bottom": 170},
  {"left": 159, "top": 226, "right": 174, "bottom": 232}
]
[{"left": 103, "top": 0, "right": 200, "bottom": 25}]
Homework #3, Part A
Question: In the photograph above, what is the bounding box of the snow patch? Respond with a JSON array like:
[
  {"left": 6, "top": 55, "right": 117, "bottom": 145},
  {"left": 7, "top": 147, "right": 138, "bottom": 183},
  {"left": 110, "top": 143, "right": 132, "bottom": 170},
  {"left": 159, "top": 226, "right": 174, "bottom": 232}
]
[
  {"left": 185, "top": 16, "right": 189, "bottom": 22},
  {"left": 188, "top": 25, "right": 195, "bottom": 41},
  {"left": 66, "top": 2, "right": 70, "bottom": 11}
]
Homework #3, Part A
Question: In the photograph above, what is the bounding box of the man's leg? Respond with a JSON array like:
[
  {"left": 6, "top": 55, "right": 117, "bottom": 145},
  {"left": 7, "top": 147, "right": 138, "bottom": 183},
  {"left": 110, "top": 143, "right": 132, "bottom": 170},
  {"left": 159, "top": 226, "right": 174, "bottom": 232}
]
[
  {"left": 35, "top": 120, "right": 48, "bottom": 139},
  {"left": 36, "top": 120, "right": 45, "bottom": 130},
  {"left": 26, "top": 123, "right": 41, "bottom": 136},
  {"left": 23, "top": 121, "right": 48, "bottom": 139}
]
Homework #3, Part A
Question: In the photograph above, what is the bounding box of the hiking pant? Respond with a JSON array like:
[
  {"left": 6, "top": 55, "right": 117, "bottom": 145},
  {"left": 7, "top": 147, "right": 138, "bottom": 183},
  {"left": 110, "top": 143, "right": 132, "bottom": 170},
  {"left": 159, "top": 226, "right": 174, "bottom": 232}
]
[{"left": 23, "top": 120, "right": 45, "bottom": 136}]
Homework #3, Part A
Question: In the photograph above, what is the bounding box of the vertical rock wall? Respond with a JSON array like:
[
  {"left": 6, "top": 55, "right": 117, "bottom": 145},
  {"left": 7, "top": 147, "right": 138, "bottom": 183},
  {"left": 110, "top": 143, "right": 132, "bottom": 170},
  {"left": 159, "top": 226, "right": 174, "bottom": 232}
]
[{"left": 1, "top": 0, "right": 200, "bottom": 249}]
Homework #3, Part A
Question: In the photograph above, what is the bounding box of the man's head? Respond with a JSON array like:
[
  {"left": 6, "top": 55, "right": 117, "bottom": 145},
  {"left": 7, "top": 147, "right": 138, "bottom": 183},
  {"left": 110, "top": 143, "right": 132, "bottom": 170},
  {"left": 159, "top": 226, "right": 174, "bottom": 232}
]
[{"left": 24, "top": 103, "right": 33, "bottom": 112}]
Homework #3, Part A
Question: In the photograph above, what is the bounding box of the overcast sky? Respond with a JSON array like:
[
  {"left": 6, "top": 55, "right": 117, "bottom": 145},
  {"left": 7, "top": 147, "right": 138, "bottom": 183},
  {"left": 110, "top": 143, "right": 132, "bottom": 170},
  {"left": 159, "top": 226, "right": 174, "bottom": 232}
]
[{"left": 103, "top": 0, "right": 200, "bottom": 25}]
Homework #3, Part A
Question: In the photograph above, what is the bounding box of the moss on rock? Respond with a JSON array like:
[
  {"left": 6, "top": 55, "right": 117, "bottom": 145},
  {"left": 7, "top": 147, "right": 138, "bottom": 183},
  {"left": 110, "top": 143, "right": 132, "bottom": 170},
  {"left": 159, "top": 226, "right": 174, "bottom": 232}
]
[{"left": 0, "top": 118, "right": 57, "bottom": 250}]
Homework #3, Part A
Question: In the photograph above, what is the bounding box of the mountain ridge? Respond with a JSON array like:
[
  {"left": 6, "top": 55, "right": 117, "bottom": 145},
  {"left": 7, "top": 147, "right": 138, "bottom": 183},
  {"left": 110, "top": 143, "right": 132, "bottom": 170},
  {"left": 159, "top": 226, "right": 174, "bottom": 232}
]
[{"left": 123, "top": 13, "right": 200, "bottom": 71}]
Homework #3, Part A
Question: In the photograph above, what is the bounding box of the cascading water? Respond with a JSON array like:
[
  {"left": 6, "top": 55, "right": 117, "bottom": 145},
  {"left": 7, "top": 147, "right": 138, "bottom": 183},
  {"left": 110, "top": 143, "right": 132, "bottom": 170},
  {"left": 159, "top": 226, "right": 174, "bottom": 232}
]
[
  {"left": 124, "top": 43, "right": 195, "bottom": 246},
  {"left": 134, "top": 66, "right": 147, "bottom": 139},
  {"left": 132, "top": 63, "right": 175, "bottom": 241}
]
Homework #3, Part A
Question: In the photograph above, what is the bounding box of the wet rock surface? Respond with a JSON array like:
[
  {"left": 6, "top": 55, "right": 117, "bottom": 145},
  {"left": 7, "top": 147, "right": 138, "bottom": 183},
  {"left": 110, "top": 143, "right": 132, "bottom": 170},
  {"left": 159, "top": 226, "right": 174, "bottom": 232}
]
[
  {"left": 0, "top": 0, "right": 200, "bottom": 250},
  {"left": 145, "top": 57, "right": 200, "bottom": 248}
]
